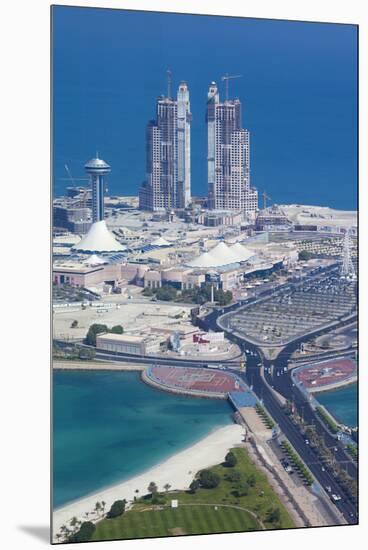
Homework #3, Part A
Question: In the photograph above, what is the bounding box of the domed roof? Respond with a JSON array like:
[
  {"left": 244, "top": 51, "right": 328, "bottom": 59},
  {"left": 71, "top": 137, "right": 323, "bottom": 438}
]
[{"left": 84, "top": 156, "right": 111, "bottom": 171}]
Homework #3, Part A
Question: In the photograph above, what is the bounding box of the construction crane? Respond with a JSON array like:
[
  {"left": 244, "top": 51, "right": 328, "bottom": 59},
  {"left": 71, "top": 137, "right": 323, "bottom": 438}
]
[
  {"left": 59, "top": 164, "right": 89, "bottom": 183},
  {"left": 262, "top": 191, "right": 272, "bottom": 210},
  {"left": 221, "top": 73, "right": 242, "bottom": 101},
  {"left": 167, "top": 68, "right": 172, "bottom": 99}
]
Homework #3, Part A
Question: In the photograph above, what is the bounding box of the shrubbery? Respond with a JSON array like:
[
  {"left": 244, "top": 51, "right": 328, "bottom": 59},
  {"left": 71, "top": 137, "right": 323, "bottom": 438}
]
[
  {"left": 346, "top": 443, "right": 358, "bottom": 461},
  {"left": 85, "top": 324, "right": 124, "bottom": 346},
  {"left": 255, "top": 403, "right": 275, "bottom": 429},
  {"left": 142, "top": 283, "right": 233, "bottom": 306},
  {"left": 280, "top": 441, "right": 313, "bottom": 485},
  {"left": 199, "top": 469, "right": 220, "bottom": 489},
  {"left": 315, "top": 406, "right": 339, "bottom": 434},
  {"left": 106, "top": 499, "right": 127, "bottom": 519},
  {"left": 225, "top": 451, "right": 238, "bottom": 467},
  {"left": 189, "top": 479, "right": 200, "bottom": 494},
  {"left": 68, "top": 521, "right": 96, "bottom": 542},
  {"left": 266, "top": 507, "right": 281, "bottom": 524}
]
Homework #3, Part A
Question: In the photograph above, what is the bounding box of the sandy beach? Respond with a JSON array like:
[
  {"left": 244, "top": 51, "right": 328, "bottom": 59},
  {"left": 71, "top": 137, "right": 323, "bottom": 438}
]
[{"left": 52, "top": 423, "right": 244, "bottom": 539}]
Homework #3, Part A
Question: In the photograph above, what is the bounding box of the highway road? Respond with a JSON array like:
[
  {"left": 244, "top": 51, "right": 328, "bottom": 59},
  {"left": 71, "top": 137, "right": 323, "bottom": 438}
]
[
  {"left": 198, "top": 263, "right": 358, "bottom": 524},
  {"left": 242, "top": 352, "right": 357, "bottom": 524}
]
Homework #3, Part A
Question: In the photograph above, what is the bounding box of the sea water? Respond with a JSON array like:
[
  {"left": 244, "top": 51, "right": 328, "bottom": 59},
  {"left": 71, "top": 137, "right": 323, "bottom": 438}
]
[
  {"left": 53, "top": 370, "right": 234, "bottom": 508},
  {"left": 52, "top": 7, "right": 357, "bottom": 210},
  {"left": 316, "top": 383, "right": 357, "bottom": 428}
]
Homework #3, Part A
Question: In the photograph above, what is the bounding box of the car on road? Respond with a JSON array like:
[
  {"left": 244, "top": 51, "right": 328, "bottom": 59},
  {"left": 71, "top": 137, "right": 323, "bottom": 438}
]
[
  {"left": 331, "top": 494, "right": 342, "bottom": 503},
  {"left": 325, "top": 485, "right": 332, "bottom": 493},
  {"left": 305, "top": 439, "right": 310, "bottom": 445}
]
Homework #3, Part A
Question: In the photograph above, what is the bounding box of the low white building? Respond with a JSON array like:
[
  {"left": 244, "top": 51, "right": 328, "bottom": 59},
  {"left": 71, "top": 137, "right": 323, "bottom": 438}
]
[{"left": 96, "top": 333, "right": 162, "bottom": 355}]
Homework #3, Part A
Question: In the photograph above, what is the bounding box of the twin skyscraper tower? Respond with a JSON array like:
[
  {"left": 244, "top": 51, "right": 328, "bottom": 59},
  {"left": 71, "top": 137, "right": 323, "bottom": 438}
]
[{"left": 139, "top": 79, "right": 258, "bottom": 214}]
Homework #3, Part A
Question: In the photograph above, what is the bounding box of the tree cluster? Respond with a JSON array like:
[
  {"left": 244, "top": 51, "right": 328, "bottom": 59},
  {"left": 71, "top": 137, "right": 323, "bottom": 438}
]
[
  {"left": 143, "top": 283, "right": 233, "bottom": 306},
  {"left": 106, "top": 499, "right": 127, "bottom": 519},
  {"left": 68, "top": 521, "right": 96, "bottom": 543},
  {"left": 224, "top": 451, "right": 238, "bottom": 467},
  {"left": 266, "top": 507, "right": 281, "bottom": 524},
  {"left": 199, "top": 469, "right": 220, "bottom": 489},
  {"left": 85, "top": 324, "right": 124, "bottom": 346},
  {"left": 298, "top": 250, "right": 313, "bottom": 261}
]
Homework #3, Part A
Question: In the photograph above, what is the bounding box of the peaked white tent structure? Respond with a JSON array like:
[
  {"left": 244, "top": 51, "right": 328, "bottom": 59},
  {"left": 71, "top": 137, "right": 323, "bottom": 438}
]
[
  {"left": 229, "top": 242, "right": 254, "bottom": 262},
  {"left": 188, "top": 251, "right": 218, "bottom": 268},
  {"left": 187, "top": 241, "right": 255, "bottom": 269},
  {"left": 209, "top": 242, "right": 240, "bottom": 264},
  {"left": 72, "top": 220, "right": 126, "bottom": 253},
  {"left": 83, "top": 254, "right": 106, "bottom": 266},
  {"left": 150, "top": 236, "right": 171, "bottom": 247}
]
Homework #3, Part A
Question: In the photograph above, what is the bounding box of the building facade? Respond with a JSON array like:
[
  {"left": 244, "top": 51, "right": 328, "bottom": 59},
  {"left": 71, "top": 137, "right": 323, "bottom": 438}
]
[
  {"left": 207, "top": 82, "right": 258, "bottom": 213},
  {"left": 96, "top": 333, "right": 162, "bottom": 355},
  {"left": 139, "top": 82, "right": 191, "bottom": 211}
]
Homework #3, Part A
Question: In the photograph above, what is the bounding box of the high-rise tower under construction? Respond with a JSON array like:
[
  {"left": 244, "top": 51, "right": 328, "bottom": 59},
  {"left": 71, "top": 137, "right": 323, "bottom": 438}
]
[
  {"left": 139, "top": 79, "right": 191, "bottom": 211},
  {"left": 207, "top": 81, "right": 258, "bottom": 213}
]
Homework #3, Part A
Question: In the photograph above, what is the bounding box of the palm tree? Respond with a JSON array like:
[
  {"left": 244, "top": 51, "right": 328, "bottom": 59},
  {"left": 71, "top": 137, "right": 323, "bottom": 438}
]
[
  {"left": 95, "top": 501, "right": 102, "bottom": 516},
  {"left": 164, "top": 483, "right": 171, "bottom": 493},
  {"left": 70, "top": 516, "right": 79, "bottom": 532},
  {"left": 101, "top": 500, "right": 106, "bottom": 515}
]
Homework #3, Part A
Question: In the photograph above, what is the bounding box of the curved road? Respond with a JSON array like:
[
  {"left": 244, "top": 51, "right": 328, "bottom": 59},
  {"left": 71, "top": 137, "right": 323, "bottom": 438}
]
[{"left": 201, "top": 303, "right": 358, "bottom": 524}]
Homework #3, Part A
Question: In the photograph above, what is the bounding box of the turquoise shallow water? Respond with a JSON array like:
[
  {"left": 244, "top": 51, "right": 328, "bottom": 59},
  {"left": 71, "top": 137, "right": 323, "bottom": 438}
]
[
  {"left": 53, "top": 370, "right": 234, "bottom": 508},
  {"left": 316, "top": 383, "right": 357, "bottom": 427}
]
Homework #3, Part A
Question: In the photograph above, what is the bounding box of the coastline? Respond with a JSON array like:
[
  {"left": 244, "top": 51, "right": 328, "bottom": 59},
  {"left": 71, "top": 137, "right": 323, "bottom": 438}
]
[{"left": 52, "top": 423, "right": 244, "bottom": 539}]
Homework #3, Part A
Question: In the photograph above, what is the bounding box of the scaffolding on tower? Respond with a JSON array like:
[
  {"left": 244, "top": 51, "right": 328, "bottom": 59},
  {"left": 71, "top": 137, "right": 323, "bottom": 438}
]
[{"left": 340, "top": 228, "right": 356, "bottom": 280}]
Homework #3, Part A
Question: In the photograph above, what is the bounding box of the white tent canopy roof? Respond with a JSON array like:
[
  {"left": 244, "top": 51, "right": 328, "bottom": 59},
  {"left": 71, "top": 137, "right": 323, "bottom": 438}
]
[
  {"left": 229, "top": 242, "right": 255, "bottom": 262},
  {"left": 83, "top": 254, "right": 106, "bottom": 265},
  {"left": 151, "top": 236, "right": 171, "bottom": 247},
  {"left": 187, "top": 251, "right": 218, "bottom": 268},
  {"left": 209, "top": 242, "right": 240, "bottom": 264},
  {"left": 187, "top": 241, "right": 255, "bottom": 268},
  {"left": 72, "top": 221, "right": 126, "bottom": 253}
]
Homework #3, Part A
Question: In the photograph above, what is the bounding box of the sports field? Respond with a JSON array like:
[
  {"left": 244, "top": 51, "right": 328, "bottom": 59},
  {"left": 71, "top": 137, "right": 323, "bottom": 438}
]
[
  {"left": 92, "top": 447, "right": 294, "bottom": 541},
  {"left": 93, "top": 505, "right": 259, "bottom": 539}
]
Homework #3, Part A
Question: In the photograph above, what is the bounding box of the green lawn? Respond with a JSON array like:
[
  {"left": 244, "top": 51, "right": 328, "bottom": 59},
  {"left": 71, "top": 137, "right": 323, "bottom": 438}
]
[
  {"left": 93, "top": 505, "right": 259, "bottom": 540},
  {"left": 92, "top": 447, "right": 295, "bottom": 542}
]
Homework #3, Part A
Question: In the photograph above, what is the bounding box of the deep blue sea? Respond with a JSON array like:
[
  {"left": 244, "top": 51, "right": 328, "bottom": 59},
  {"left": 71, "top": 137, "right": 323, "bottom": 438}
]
[
  {"left": 316, "top": 383, "right": 357, "bottom": 428},
  {"left": 53, "top": 370, "right": 234, "bottom": 508},
  {"left": 52, "top": 7, "right": 357, "bottom": 209}
]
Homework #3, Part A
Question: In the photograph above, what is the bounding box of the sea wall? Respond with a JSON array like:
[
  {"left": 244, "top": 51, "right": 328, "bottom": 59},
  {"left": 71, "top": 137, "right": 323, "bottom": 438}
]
[
  {"left": 307, "top": 375, "right": 357, "bottom": 394},
  {"left": 53, "top": 360, "right": 146, "bottom": 372}
]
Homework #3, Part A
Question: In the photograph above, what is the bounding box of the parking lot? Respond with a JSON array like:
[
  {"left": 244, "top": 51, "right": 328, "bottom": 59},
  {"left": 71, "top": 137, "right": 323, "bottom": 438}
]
[{"left": 222, "top": 274, "right": 357, "bottom": 346}]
